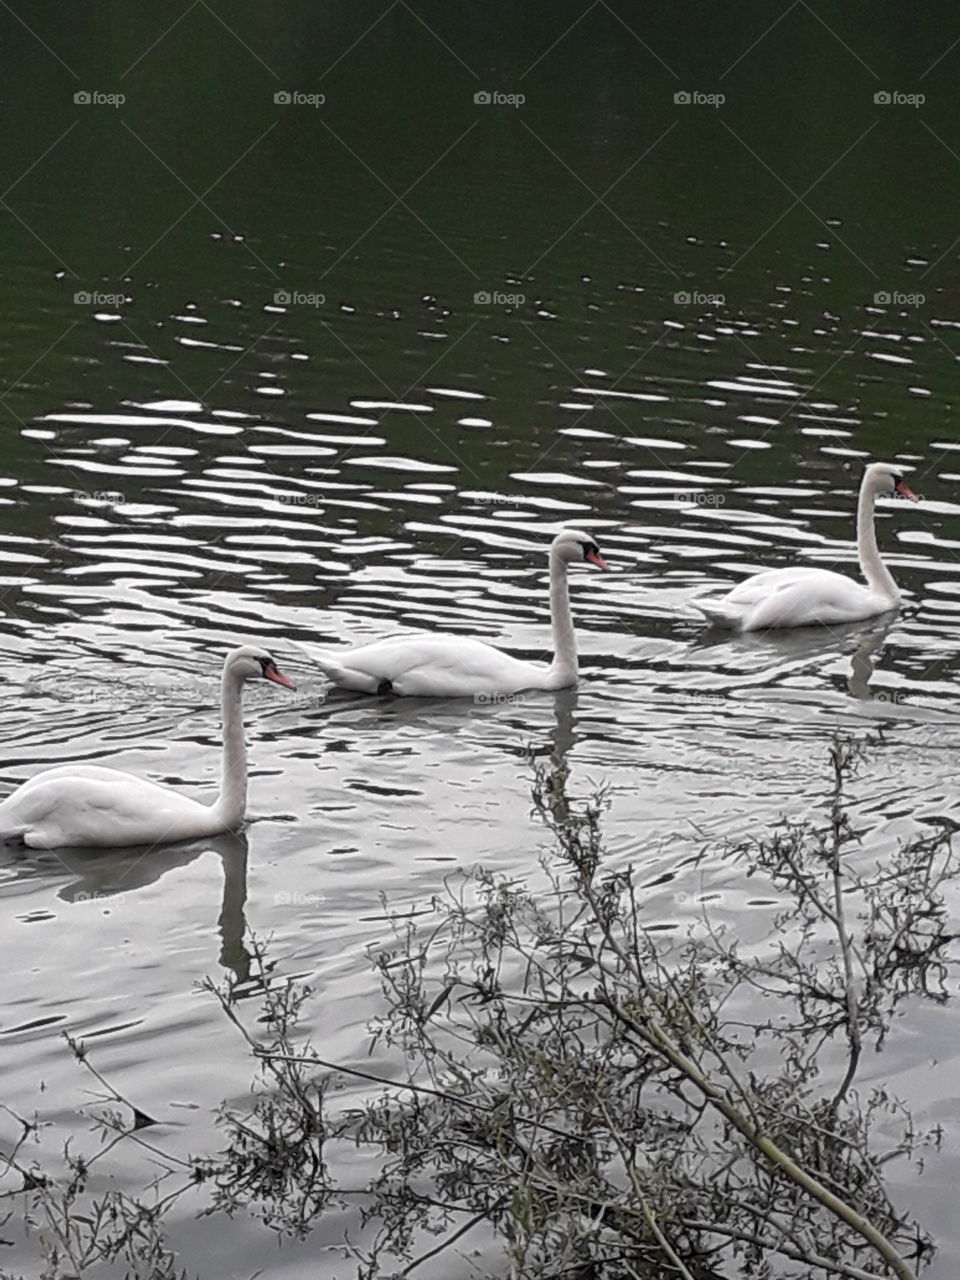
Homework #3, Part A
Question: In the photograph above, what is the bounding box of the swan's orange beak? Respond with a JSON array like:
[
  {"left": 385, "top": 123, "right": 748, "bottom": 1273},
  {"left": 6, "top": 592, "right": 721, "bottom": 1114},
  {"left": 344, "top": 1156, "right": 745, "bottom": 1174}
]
[
  {"left": 895, "top": 479, "right": 918, "bottom": 501},
  {"left": 265, "top": 662, "right": 296, "bottom": 690},
  {"left": 586, "top": 549, "right": 609, "bottom": 570}
]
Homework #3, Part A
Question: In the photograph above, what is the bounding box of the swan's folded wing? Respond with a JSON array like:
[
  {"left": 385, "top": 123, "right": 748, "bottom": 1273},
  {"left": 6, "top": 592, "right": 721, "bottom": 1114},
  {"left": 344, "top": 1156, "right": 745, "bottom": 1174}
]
[
  {"left": 13, "top": 764, "right": 133, "bottom": 793},
  {"left": 739, "top": 573, "right": 877, "bottom": 631},
  {"left": 0, "top": 770, "right": 131, "bottom": 844},
  {"left": 694, "top": 567, "right": 866, "bottom": 630},
  {"left": 719, "top": 566, "right": 841, "bottom": 608},
  {"left": 389, "top": 639, "right": 548, "bottom": 697}
]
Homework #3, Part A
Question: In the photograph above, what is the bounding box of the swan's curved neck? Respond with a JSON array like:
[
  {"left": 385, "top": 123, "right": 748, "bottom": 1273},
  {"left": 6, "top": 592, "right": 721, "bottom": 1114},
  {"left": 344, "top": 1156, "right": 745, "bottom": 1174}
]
[
  {"left": 212, "top": 666, "right": 247, "bottom": 828},
  {"left": 548, "top": 551, "right": 577, "bottom": 685},
  {"left": 857, "top": 478, "right": 899, "bottom": 601}
]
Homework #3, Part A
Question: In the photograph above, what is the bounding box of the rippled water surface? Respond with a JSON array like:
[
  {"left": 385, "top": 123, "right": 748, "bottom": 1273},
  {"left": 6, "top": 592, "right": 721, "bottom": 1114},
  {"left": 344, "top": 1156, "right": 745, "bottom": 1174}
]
[{"left": 4, "top": 4, "right": 960, "bottom": 1276}]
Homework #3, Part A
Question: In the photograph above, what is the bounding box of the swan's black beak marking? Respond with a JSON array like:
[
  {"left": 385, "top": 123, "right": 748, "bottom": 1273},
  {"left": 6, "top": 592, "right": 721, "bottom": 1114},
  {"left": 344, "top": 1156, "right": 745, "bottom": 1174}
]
[
  {"left": 583, "top": 544, "right": 609, "bottom": 570},
  {"left": 894, "top": 477, "right": 918, "bottom": 501}
]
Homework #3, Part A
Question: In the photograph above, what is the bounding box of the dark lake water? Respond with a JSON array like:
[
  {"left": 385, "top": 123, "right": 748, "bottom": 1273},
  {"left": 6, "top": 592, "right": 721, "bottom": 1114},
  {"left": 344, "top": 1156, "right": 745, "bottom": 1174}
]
[{"left": 3, "top": 4, "right": 960, "bottom": 1276}]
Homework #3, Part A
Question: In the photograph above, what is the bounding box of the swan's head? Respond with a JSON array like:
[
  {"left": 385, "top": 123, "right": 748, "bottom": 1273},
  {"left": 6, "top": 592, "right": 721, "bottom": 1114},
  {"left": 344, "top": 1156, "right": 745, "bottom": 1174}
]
[
  {"left": 226, "top": 645, "right": 296, "bottom": 690},
  {"left": 550, "top": 528, "right": 609, "bottom": 569},
  {"left": 865, "top": 462, "right": 917, "bottom": 501}
]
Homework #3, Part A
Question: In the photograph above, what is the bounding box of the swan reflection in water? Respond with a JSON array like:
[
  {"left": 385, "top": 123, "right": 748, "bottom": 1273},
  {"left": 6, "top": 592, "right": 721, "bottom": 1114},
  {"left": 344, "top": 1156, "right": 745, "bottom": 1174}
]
[
  {"left": 846, "top": 618, "right": 898, "bottom": 702},
  {"left": 6, "top": 830, "right": 254, "bottom": 983},
  {"left": 529, "top": 685, "right": 578, "bottom": 826},
  {"left": 687, "top": 610, "right": 901, "bottom": 703}
]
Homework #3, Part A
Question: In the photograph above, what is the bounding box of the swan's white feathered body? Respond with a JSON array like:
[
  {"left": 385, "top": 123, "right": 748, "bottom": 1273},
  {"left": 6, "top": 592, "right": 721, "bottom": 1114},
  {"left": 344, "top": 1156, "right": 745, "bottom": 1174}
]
[
  {"left": 693, "top": 464, "right": 916, "bottom": 632},
  {"left": 694, "top": 566, "right": 898, "bottom": 631},
  {"left": 0, "top": 646, "right": 294, "bottom": 850},
  {"left": 309, "top": 529, "right": 608, "bottom": 698},
  {"left": 311, "top": 634, "right": 562, "bottom": 697},
  {"left": 0, "top": 765, "right": 227, "bottom": 849}
]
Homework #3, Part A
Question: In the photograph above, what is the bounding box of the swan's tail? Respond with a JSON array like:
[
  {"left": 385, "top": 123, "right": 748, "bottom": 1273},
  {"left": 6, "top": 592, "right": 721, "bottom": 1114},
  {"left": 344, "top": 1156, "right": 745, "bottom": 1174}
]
[
  {"left": 282, "top": 638, "right": 337, "bottom": 675},
  {"left": 298, "top": 646, "right": 339, "bottom": 678},
  {"left": 691, "top": 599, "right": 744, "bottom": 630},
  {"left": 285, "top": 640, "right": 382, "bottom": 695}
]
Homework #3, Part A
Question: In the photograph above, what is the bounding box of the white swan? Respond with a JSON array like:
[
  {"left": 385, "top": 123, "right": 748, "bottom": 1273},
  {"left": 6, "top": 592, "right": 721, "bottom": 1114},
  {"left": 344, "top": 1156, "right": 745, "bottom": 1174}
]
[
  {"left": 0, "top": 645, "right": 295, "bottom": 850},
  {"left": 693, "top": 462, "right": 917, "bottom": 631},
  {"left": 307, "top": 528, "right": 609, "bottom": 697}
]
